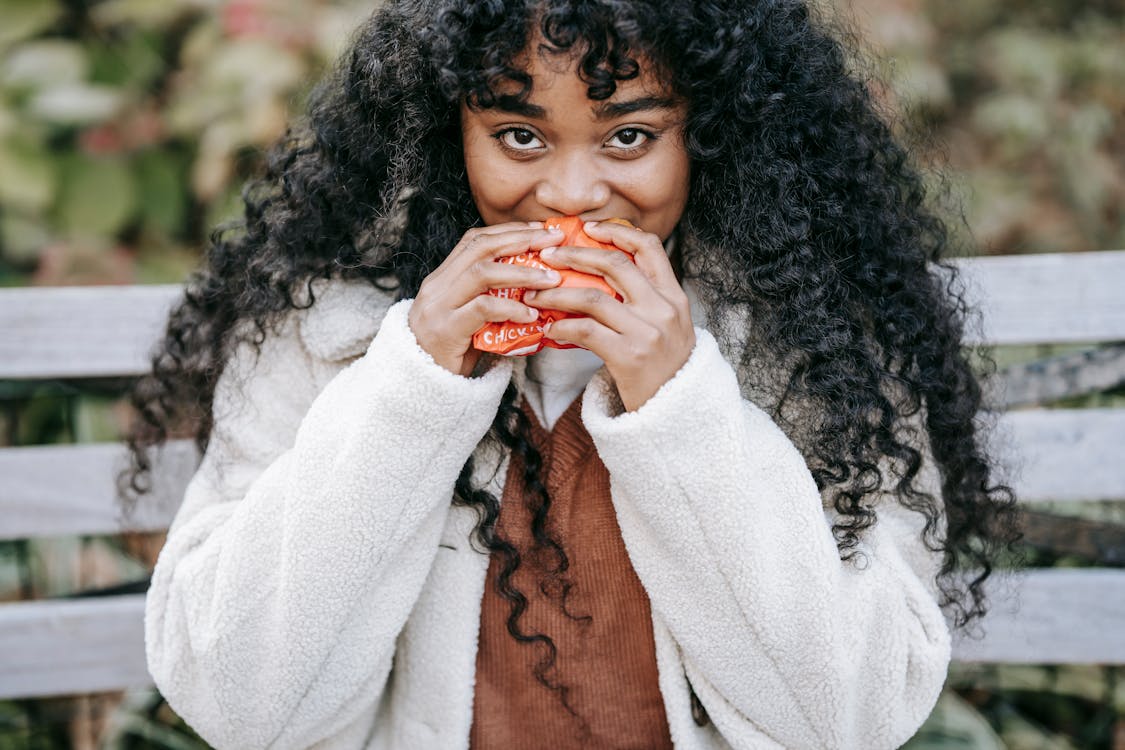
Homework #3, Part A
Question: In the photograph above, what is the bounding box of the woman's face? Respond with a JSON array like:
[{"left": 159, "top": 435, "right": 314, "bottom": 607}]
[{"left": 460, "top": 46, "right": 690, "bottom": 242}]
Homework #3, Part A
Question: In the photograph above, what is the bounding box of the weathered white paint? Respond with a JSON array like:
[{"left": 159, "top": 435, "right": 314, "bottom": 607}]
[
  {"left": 989, "top": 344, "right": 1125, "bottom": 408},
  {"left": 993, "top": 408, "right": 1125, "bottom": 503},
  {"left": 952, "top": 250, "right": 1125, "bottom": 345},
  {"left": 2, "top": 409, "right": 1119, "bottom": 540},
  {"left": 0, "top": 252, "right": 1122, "bottom": 378},
  {"left": 2, "top": 569, "right": 1119, "bottom": 700},
  {"left": 0, "top": 284, "right": 180, "bottom": 378},
  {"left": 0, "top": 595, "right": 148, "bottom": 699},
  {"left": 951, "top": 569, "right": 1125, "bottom": 664},
  {"left": 0, "top": 440, "right": 197, "bottom": 540}
]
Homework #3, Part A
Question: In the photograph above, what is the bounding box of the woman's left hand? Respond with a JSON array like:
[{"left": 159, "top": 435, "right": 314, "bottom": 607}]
[{"left": 524, "top": 220, "right": 696, "bottom": 412}]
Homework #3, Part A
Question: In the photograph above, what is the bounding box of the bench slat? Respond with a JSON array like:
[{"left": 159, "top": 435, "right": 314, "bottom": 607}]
[
  {"left": 0, "top": 251, "right": 1121, "bottom": 379},
  {"left": 2, "top": 569, "right": 1119, "bottom": 699},
  {"left": 0, "top": 440, "right": 198, "bottom": 540},
  {"left": 953, "top": 250, "right": 1125, "bottom": 345},
  {"left": 0, "top": 595, "right": 148, "bottom": 699},
  {"left": 994, "top": 408, "right": 1125, "bottom": 503},
  {"left": 989, "top": 344, "right": 1125, "bottom": 408},
  {"left": 952, "top": 569, "right": 1125, "bottom": 664},
  {"left": 0, "top": 285, "right": 180, "bottom": 379},
  {"left": 1, "top": 408, "right": 1121, "bottom": 540}
]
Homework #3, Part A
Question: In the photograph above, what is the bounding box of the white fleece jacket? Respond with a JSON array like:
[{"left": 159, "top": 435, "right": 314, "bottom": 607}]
[{"left": 144, "top": 278, "right": 950, "bottom": 750}]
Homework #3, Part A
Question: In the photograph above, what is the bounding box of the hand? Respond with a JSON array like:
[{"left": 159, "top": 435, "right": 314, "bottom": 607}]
[
  {"left": 524, "top": 221, "right": 696, "bottom": 411},
  {"left": 408, "top": 222, "right": 564, "bottom": 376}
]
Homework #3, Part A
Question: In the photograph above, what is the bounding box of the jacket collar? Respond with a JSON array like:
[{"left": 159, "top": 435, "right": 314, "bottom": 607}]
[{"left": 296, "top": 277, "right": 396, "bottom": 361}]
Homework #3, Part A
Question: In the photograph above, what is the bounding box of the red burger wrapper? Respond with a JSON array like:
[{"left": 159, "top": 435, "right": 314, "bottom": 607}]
[{"left": 472, "top": 216, "right": 634, "bottom": 356}]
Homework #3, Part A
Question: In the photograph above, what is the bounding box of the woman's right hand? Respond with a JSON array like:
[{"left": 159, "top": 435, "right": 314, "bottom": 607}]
[{"left": 408, "top": 221, "right": 564, "bottom": 376}]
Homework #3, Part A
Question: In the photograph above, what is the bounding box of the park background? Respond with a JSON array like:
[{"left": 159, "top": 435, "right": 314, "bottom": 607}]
[{"left": 0, "top": 0, "right": 1122, "bottom": 746}]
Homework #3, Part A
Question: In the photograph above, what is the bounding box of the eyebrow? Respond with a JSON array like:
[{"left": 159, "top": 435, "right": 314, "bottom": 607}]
[
  {"left": 594, "top": 96, "right": 680, "bottom": 120},
  {"left": 492, "top": 95, "right": 680, "bottom": 121}
]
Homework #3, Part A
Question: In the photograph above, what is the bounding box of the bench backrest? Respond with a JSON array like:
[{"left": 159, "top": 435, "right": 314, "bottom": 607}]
[{"left": 1, "top": 251, "right": 1123, "bottom": 699}]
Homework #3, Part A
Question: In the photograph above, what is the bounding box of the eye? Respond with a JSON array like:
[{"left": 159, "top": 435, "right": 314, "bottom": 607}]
[
  {"left": 606, "top": 128, "right": 654, "bottom": 150},
  {"left": 493, "top": 127, "right": 544, "bottom": 152}
]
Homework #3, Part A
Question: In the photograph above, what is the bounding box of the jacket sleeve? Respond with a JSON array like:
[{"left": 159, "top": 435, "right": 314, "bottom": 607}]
[
  {"left": 581, "top": 327, "right": 950, "bottom": 750},
  {"left": 144, "top": 299, "right": 512, "bottom": 750}
]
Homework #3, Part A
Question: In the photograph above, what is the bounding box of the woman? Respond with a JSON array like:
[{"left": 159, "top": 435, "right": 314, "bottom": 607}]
[{"left": 125, "top": 0, "right": 1019, "bottom": 747}]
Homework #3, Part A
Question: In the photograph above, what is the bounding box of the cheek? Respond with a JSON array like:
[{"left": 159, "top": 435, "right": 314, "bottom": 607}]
[
  {"left": 630, "top": 148, "right": 691, "bottom": 238},
  {"left": 462, "top": 129, "right": 531, "bottom": 222},
  {"left": 467, "top": 169, "right": 528, "bottom": 222}
]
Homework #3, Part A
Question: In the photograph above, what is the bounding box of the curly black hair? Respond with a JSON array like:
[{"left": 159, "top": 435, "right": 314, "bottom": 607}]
[{"left": 122, "top": 0, "right": 1020, "bottom": 726}]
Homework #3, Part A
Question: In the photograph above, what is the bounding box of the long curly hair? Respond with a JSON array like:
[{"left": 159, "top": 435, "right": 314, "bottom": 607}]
[{"left": 122, "top": 0, "right": 1019, "bottom": 722}]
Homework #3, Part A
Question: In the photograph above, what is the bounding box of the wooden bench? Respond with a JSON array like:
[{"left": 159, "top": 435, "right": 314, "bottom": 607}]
[{"left": 1, "top": 251, "right": 1123, "bottom": 699}]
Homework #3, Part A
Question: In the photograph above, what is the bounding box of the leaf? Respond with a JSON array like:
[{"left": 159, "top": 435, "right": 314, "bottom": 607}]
[
  {"left": 135, "top": 148, "right": 188, "bottom": 234},
  {"left": 313, "top": 2, "right": 378, "bottom": 60},
  {"left": 982, "top": 28, "right": 1065, "bottom": 99},
  {"left": 53, "top": 153, "right": 137, "bottom": 237},
  {"left": 903, "top": 690, "right": 1005, "bottom": 749},
  {"left": 0, "top": 136, "right": 56, "bottom": 212},
  {"left": 27, "top": 82, "right": 124, "bottom": 125},
  {"left": 1057, "top": 148, "right": 1117, "bottom": 221},
  {"left": 1064, "top": 103, "right": 1113, "bottom": 149},
  {"left": 204, "top": 181, "right": 245, "bottom": 231},
  {"left": 0, "top": 40, "right": 88, "bottom": 90},
  {"left": 891, "top": 58, "right": 953, "bottom": 114},
  {"left": 1064, "top": 30, "right": 1125, "bottom": 89},
  {"left": 970, "top": 93, "right": 1051, "bottom": 152},
  {"left": 88, "top": 30, "right": 165, "bottom": 89},
  {"left": 134, "top": 239, "right": 200, "bottom": 284},
  {"left": 960, "top": 168, "right": 1036, "bottom": 246},
  {"left": 90, "top": 0, "right": 196, "bottom": 30},
  {"left": 178, "top": 17, "right": 223, "bottom": 71},
  {"left": 0, "top": 0, "right": 63, "bottom": 53},
  {"left": 0, "top": 211, "right": 51, "bottom": 264},
  {"left": 0, "top": 101, "right": 15, "bottom": 139},
  {"left": 209, "top": 39, "right": 306, "bottom": 95},
  {"left": 167, "top": 38, "right": 306, "bottom": 134},
  {"left": 191, "top": 120, "right": 239, "bottom": 200},
  {"left": 72, "top": 395, "right": 125, "bottom": 443},
  {"left": 105, "top": 709, "right": 212, "bottom": 750}
]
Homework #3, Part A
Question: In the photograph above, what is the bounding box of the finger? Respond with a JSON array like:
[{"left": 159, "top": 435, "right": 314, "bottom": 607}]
[
  {"left": 581, "top": 220, "right": 679, "bottom": 293},
  {"left": 542, "top": 315, "right": 620, "bottom": 356},
  {"left": 431, "top": 241, "right": 562, "bottom": 315},
  {"left": 451, "top": 294, "right": 541, "bottom": 341},
  {"left": 490, "top": 220, "right": 548, "bottom": 232},
  {"left": 468, "top": 220, "right": 549, "bottom": 239},
  {"left": 462, "top": 261, "right": 561, "bottom": 297},
  {"left": 525, "top": 286, "right": 641, "bottom": 336},
  {"left": 436, "top": 225, "right": 562, "bottom": 280},
  {"left": 441, "top": 222, "right": 534, "bottom": 261},
  {"left": 465, "top": 227, "right": 565, "bottom": 264},
  {"left": 539, "top": 245, "right": 661, "bottom": 307}
]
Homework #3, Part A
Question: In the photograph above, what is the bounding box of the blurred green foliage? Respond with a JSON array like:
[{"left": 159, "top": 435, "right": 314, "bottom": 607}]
[
  {"left": 0, "top": 0, "right": 1120, "bottom": 290},
  {"left": 0, "top": 0, "right": 372, "bottom": 287},
  {"left": 844, "top": 0, "right": 1125, "bottom": 256}
]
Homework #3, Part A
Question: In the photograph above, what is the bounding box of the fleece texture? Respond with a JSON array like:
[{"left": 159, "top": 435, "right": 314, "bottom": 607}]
[{"left": 145, "top": 278, "right": 951, "bottom": 750}]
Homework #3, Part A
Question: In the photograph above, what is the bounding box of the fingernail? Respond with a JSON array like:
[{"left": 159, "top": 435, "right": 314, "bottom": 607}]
[
  {"left": 546, "top": 226, "right": 563, "bottom": 235},
  {"left": 525, "top": 306, "right": 539, "bottom": 321},
  {"left": 584, "top": 220, "right": 599, "bottom": 230},
  {"left": 541, "top": 246, "right": 557, "bottom": 257},
  {"left": 543, "top": 269, "right": 560, "bottom": 282},
  {"left": 525, "top": 290, "right": 538, "bottom": 300},
  {"left": 528, "top": 221, "right": 543, "bottom": 228}
]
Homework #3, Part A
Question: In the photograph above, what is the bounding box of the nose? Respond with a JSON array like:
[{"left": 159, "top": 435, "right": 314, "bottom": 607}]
[{"left": 534, "top": 150, "right": 611, "bottom": 218}]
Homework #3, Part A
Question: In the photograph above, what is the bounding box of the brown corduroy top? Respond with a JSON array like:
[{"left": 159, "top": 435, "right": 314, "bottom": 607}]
[{"left": 469, "top": 395, "right": 674, "bottom": 749}]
